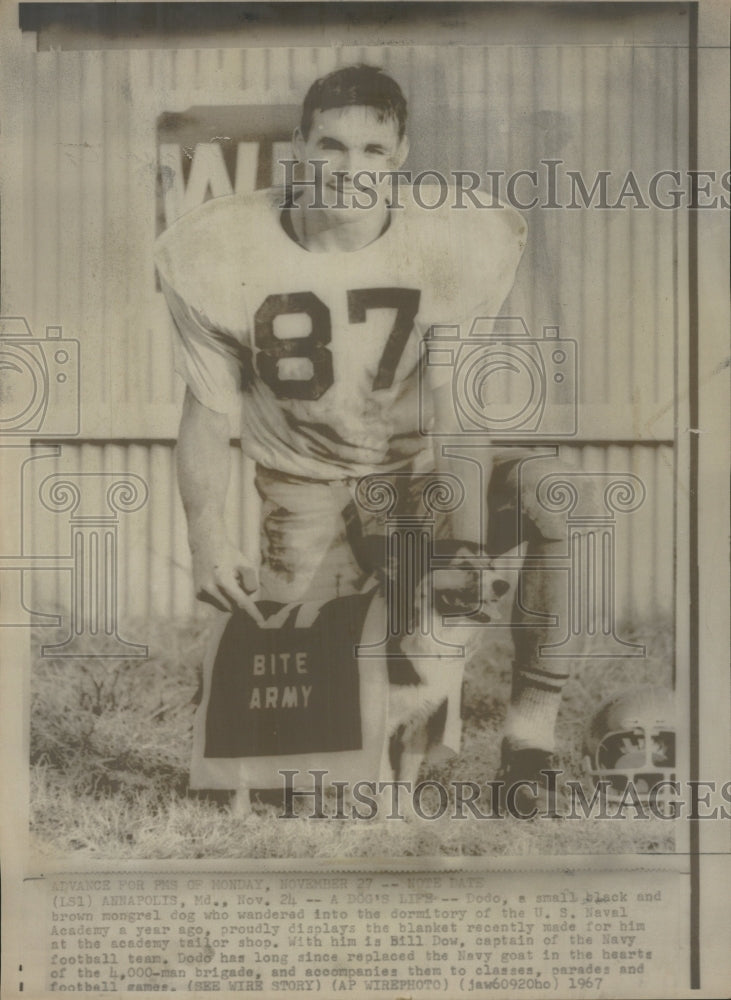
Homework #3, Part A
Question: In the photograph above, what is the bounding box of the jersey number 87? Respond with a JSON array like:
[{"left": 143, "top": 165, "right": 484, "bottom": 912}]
[{"left": 254, "top": 287, "right": 421, "bottom": 400}]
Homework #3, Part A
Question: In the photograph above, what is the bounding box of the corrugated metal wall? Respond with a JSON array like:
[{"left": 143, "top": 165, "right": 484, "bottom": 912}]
[{"left": 8, "top": 23, "right": 688, "bottom": 634}]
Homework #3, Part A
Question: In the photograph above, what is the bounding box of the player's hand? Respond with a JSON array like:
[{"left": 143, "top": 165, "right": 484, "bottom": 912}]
[{"left": 191, "top": 542, "right": 264, "bottom": 624}]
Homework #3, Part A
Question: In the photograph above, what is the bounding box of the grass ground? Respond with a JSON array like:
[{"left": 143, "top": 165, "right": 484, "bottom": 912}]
[{"left": 30, "top": 616, "right": 676, "bottom": 860}]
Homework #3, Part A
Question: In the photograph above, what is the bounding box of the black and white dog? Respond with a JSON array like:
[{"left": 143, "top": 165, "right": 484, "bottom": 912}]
[{"left": 377, "top": 549, "right": 512, "bottom": 789}]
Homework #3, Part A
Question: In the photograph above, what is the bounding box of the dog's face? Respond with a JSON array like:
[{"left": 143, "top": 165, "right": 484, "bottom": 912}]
[
  {"left": 397, "top": 551, "right": 513, "bottom": 660},
  {"left": 432, "top": 559, "right": 510, "bottom": 624}
]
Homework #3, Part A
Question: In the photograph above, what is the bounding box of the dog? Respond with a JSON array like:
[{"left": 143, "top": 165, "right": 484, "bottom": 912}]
[{"left": 376, "top": 549, "right": 512, "bottom": 792}]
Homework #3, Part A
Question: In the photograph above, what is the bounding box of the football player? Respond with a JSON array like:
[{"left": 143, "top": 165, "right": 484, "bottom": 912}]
[{"left": 155, "top": 64, "right": 572, "bottom": 812}]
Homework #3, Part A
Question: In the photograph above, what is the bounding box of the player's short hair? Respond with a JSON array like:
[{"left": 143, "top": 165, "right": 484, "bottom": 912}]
[{"left": 300, "top": 64, "right": 408, "bottom": 140}]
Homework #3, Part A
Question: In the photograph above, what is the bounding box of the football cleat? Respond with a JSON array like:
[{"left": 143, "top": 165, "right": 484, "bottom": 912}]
[
  {"left": 496, "top": 739, "right": 561, "bottom": 817},
  {"left": 583, "top": 684, "right": 676, "bottom": 804}
]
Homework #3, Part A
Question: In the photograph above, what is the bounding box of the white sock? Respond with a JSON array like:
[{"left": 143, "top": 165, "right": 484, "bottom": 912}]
[{"left": 503, "top": 684, "right": 561, "bottom": 753}]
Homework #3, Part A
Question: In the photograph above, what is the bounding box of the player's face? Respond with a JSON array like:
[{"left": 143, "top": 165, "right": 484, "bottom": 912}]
[{"left": 294, "top": 106, "right": 408, "bottom": 208}]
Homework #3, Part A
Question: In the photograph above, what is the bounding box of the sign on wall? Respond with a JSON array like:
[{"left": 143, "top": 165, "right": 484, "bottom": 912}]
[{"left": 156, "top": 104, "right": 298, "bottom": 232}]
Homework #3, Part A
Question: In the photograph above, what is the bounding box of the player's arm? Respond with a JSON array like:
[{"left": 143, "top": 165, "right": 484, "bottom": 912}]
[
  {"left": 154, "top": 225, "right": 263, "bottom": 618},
  {"left": 177, "top": 388, "right": 262, "bottom": 620}
]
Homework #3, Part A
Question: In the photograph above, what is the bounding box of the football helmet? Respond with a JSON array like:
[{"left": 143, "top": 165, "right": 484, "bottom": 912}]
[{"left": 583, "top": 685, "right": 676, "bottom": 802}]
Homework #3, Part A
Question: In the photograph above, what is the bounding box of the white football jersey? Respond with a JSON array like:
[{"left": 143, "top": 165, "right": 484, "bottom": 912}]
[{"left": 154, "top": 187, "right": 526, "bottom": 479}]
